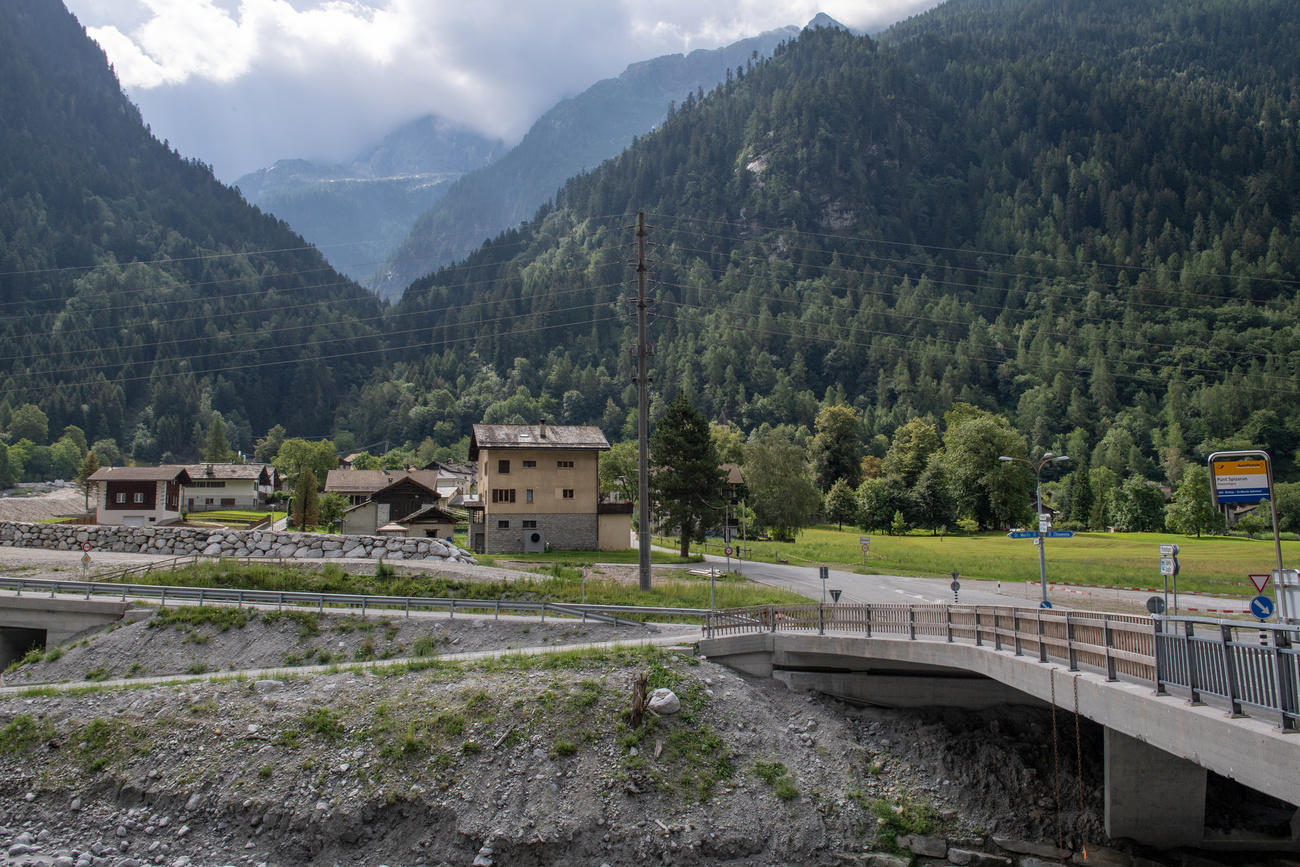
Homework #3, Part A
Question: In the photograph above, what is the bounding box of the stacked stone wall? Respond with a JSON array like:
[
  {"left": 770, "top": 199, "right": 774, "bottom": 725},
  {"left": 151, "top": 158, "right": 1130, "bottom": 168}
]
[{"left": 0, "top": 521, "right": 475, "bottom": 564}]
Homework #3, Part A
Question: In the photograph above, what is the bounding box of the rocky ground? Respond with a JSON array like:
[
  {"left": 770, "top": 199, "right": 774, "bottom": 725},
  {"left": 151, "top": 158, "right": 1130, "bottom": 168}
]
[
  {"left": 1, "top": 608, "right": 1295, "bottom": 867},
  {"left": 0, "top": 484, "right": 87, "bottom": 524}
]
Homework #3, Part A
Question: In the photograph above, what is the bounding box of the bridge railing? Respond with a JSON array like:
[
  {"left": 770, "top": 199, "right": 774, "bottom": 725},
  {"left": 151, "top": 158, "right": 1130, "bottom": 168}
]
[
  {"left": 1155, "top": 617, "right": 1298, "bottom": 731},
  {"left": 705, "top": 603, "right": 1299, "bottom": 730}
]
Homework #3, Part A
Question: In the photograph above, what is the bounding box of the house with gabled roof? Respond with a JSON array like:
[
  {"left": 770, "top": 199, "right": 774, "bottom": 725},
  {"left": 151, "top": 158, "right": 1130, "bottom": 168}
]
[
  {"left": 467, "top": 419, "right": 626, "bottom": 554},
  {"left": 180, "top": 463, "right": 279, "bottom": 512},
  {"left": 89, "top": 466, "right": 191, "bottom": 526},
  {"left": 333, "top": 472, "right": 457, "bottom": 538}
]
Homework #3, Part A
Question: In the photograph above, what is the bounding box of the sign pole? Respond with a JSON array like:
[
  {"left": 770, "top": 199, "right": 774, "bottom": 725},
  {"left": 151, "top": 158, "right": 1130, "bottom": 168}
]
[{"left": 1209, "top": 450, "right": 1289, "bottom": 621}]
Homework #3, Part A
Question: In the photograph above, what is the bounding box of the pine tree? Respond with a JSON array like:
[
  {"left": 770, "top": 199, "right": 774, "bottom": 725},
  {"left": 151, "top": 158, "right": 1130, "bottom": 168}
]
[
  {"left": 291, "top": 468, "right": 320, "bottom": 530},
  {"left": 76, "top": 450, "right": 99, "bottom": 511},
  {"left": 204, "top": 415, "right": 233, "bottom": 462},
  {"left": 649, "top": 395, "right": 725, "bottom": 558}
]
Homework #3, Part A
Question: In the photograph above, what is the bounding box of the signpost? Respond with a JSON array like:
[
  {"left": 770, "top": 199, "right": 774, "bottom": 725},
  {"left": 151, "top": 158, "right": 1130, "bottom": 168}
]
[
  {"left": 819, "top": 565, "right": 829, "bottom": 603},
  {"left": 1159, "top": 543, "right": 1180, "bottom": 616},
  {"left": 1249, "top": 573, "right": 1270, "bottom": 594},
  {"left": 829, "top": 588, "right": 842, "bottom": 603},
  {"left": 1209, "top": 450, "right": 1292, "bottom": 623},
  {"left": 1045, "top": 530, "right": 1074, "bottom": 538},
  {"left": 1007, "top": 530, "right": 1036, "bottom": 539},
  {"left": 1251, "top": 595, "right": 1275, "bottom": 620},
  {"left": 859, "top": 536, "right": 870, "bottom": 567},
  {"left": 950, "top": 572, "right": 960, "bottom": 603}
]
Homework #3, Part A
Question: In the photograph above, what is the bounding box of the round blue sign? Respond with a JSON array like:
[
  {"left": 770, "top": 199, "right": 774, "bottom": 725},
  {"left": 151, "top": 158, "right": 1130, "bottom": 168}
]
[
  {"left": 1039, "top": 600, "right": 1053, "bottom": 609},
  {"left": 1250, "top": 595, "right": 1275, "bottom": 620}
]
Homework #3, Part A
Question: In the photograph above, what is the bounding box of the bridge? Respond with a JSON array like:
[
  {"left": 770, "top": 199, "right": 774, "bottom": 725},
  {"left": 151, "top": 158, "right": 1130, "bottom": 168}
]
[{"left": 699, "top": 603, "right": 1299, "bottom": 850}]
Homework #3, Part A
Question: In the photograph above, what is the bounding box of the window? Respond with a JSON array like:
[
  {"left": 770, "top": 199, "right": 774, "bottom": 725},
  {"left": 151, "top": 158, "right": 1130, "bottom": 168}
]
[
  {"left": 562, "top": 489, "right": 575, "bottom": 500},
  {"left": 133, "top": 492, "right": 145, "bottom": 504},
  {"left": 526, "top": 489, "right": 534, "bottom": 504},
  {"left": 522, "top": 460, "right": 536, "bottom": 468},
  {"left": 557, "top": 460, "right": 575, "bottom": 469},
  {"left": 498, "top": 459, "right": 510, "bottom": 474},
  {"left": 491, "top": 489, "right": 516, "bottom": 504},
  {"left": 522, "top": 520, "right": 537, "bottom": 529},
  {"left": 497, "top": 520, "right": 510, "bottom": 529},
  {"left": 114, "top": 492, "right": 126, "bottom": 504}
]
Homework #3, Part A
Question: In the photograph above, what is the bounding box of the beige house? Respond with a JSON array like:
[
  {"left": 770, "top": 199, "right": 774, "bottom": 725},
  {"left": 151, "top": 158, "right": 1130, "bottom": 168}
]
[
  {"left": 180, "top": 463, "right": 279, "bottom": 512},
  {"left": 89, "top": 466, "right": 191, "bottom": 526},
  {"left": 467, "top": 421, "right": 626, "bottom": 554}
]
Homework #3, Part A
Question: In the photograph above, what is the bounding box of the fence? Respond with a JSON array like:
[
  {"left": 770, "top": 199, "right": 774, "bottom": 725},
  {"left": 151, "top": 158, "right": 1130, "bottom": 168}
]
[{"left": 705, "top": 602, "right": 1299, "bottom": 730}]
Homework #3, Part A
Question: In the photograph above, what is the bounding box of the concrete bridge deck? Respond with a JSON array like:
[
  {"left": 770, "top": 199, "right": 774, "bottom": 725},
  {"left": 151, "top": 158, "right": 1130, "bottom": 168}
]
[{"left": 699, "top": 604, "right": 1299, "bottom": 850}]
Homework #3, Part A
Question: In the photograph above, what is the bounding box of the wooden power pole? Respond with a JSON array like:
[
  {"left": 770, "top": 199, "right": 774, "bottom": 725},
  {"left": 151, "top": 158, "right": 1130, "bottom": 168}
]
[{"left": 635, "top": 212, "right": 652, "bottom": 591}]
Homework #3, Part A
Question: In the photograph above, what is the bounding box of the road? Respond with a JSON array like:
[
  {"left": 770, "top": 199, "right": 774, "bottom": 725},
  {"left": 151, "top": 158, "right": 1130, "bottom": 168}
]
[{"left": 671, "top": 547, "right": 1254, "bottom": 616}]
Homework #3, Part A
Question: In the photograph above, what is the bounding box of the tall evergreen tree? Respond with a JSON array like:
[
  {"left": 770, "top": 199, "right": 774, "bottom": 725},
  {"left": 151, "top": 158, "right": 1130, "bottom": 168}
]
[{"left": 649, "top": 395, "right": 725, "bottom": 558}]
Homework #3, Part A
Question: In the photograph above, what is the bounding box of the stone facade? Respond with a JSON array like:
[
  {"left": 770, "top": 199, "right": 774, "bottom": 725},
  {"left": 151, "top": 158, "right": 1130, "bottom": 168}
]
[
  {"left": 482, "top": 513, "right": 598, "bottom": 554},
  {"left": 0, "top": 521, "right": 476, "bottom": 564}
]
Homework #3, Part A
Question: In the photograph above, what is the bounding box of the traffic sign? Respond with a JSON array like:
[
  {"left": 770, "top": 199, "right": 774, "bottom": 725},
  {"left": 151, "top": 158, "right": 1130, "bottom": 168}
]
[
  {"left": 949, "top": 580, "right": 960, "bottom": 593},
  {"left": 819, "top": 566, "right": 829, "bottom": 581},
  {"left": 1159, "top": 544, "right": 1180, "bottom": 556},
  {"left": 1007, "top": 531, "right": 1036, "bottom": 539},
  {"left": 724, "top": 546, "right": 733, "bottom": 556},
  {"left": 1160, "top": 556, "right": 1179, "bottom": 576},
  {"left": 1039, "top": 600, "right": 1053, "bottom": 609},
  {"left": 861, "top": 543, "right": 869, "bottom": 553},
  {"left": 1146, "top": 596, "right": 1166, "bottom": 615},
  {"left": 81, "top": 553, "right": 90, "bottom": 565},
  {"left": 1045, "top": 530, "right": 1074, "bottom": 538},
  {"left": 1250, "top": 595, "right": 1275, "bottom": 620},
  {"left": 829, "top": 589, "right": 842, "bottom": 603},
  {"left": 859, "top": 536, "right": 870, "bottom": 544},
  {"left": 1249, "top": 573, "right": 1270, "bottom": 593},
  {"left": 80, "top": 541, "right": 92, "bottom": 553},
  {"left": 1210, "top": 458, "right": 1271, "bottom": 504}
]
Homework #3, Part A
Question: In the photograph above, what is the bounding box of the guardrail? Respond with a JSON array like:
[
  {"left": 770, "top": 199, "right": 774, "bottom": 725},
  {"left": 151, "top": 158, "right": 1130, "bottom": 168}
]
[
  {"left": 0, "top": 577, "right": 673, "bottom": 630},
  {"left": 704, "top": 602, "right": 1300, "bottom": 730}
]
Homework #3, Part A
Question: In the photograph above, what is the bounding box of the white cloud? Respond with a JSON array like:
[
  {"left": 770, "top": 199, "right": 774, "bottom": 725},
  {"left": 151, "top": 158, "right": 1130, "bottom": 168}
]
[{"left": 66, "top": 0, "right": 941, "bottom": 180}]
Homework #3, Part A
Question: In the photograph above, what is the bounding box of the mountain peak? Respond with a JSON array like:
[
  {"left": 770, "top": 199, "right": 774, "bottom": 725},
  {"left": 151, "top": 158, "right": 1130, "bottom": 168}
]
[{"left": 806, "top": 12, "right": 848, "bottom": 31}]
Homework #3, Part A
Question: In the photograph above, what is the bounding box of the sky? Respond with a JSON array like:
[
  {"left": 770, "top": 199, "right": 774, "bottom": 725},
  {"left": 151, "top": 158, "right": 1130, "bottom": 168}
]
[{"left": 63, "top": 0, "right": 943, "bottom": 182}]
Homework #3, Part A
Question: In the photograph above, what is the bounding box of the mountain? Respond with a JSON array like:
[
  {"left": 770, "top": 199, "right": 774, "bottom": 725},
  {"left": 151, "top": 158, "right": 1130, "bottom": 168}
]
[
  {"left": 0, "top": 0, "right": 383, "bottom": 457},
  {"left": 234, "top": 116, "right": 505, "bottom": 283},
  {"left": 353, "top": 0, "right": 1300, "bottom": 486},
  {"left": 369, "top": 26, "right": 799, "bottom": 299}
]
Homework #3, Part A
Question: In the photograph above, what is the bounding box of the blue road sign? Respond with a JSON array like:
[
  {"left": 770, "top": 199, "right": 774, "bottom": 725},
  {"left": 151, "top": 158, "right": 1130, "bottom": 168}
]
[
  {"left": 1045, "top": 530, "right": 1075, "bottom": 538},
  {"left": 1040, "top": 600, "right": 1053, "bottom": 609},
  {"left": 1250, "top": 595, "right": 1275, "bottom": 620},
  {"left": 1007, "top": 531, "right": 1037, "bottom": 539}
]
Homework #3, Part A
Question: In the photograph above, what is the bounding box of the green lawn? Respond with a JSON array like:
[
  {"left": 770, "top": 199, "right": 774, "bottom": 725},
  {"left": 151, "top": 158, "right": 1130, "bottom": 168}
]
[
  {"left": 667, "top": 526, "right": 1296, "bottom": 597},
  {"left": 185, "top": 509, "right": 285, "bottom": 525}
]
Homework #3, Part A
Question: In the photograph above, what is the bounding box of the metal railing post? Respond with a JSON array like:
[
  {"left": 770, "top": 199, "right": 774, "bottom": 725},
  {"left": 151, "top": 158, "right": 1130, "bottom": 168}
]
[
  {"left": 1271, "top": 629, "right": 1298, "bottom": 732},
  {"left": 974, "top": 606, "right": 982, "bottom": 647},
  {"left": 160, "top": 588, "right": 166, "bottom": 608},
  {"left": 1153, "top": 617, "right": 1167, "bottom": 694},
  {"left": 818, "top": 604, "right": 824, "bottom": 636},
  {"left": 1220, "top": 624, "right": 1244, "bottom": 717},
  {"left": 1103, "top": 617, "right": 1116, "bottom": 682},
  {"left": 946, "top": 606, "right": 953, "bottom": 643},
  {"left": 1066, "top": 611, "right": 1078, "bottom": 671},
  {"left": 1036, "top": 611, "right": 1047, "bottom": 663},
  {"left": 1013, "top": 609, "right": 1022, "bottom": 656},
  {"left": 908, "top": 605, "right": 916, "bottom": 641},
  {"left": 1184, "top": 620, "right": 1203, "bottom": 705}
]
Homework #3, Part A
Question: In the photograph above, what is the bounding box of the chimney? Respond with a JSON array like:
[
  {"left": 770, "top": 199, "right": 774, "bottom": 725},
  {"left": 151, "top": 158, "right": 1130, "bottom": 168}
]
[{"left": 539, "top": 417, "right": 547, "bottom": 438}]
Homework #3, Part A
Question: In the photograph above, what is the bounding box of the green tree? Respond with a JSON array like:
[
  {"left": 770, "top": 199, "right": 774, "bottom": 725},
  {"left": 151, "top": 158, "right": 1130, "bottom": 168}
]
[
  {"left": 857, "top": 477, "right": 894, "bottom": 533},
  {"left": 911, "top": 457, "right": 957, "bottom": 534},
  {"left": 1107, "top": 476, "right": 1165, "bottom": 532},
  {"left": 1274, "top": 482, "right": 1300, "bottom": 534},
  {"left": 0, "top": 443, "right": 13, "bottom": 490},
  {"left": 1088, "top": 467, "right": 1121, "bottom": 530},
  {"left": 882, "top": 418, "right": 941, "bottom": 488},
  {"left": 351, "top": 452, "right": 383, "bottom": 470},
  {"left": 274, "top": 439, "right": 338, "bottom": 487},
  {"left": 253, "top": 424, "right": 287, "bottom": 463},
  {"left": 318, "top": 492, "right": 348, "bottom": 530},
  {"left": 50, "top": 437, "right": 81, "bottom": 480},
  {"left": 599, "top": 440, "right": 638, "bottom": 503},
  {"left": 291, "top": 468, "right": 321, "bottom": 529},
  {"left": 1164, "top": 467, "right": 1225, "bottom": 537},
  {"left": 890, "top": 509, "right": 909, "bottom": 536},
  {"left": 743, "top": 431, "right": 822, "bottom": 542},
  {"left": 90, "top": 438, "right": 123, "bottom": 467},
  {"left": 939, "top": 405, "right": 1033, "bottom": 529},
  {"left": 60, "top": 425, "right": 88, "bottom": 455},
  {"left": 9, "top": 404, "right": 49, "bottom": 444},
  {"left": 809, "top": 405, "right": 861, "bottom": 490},
  {"left": 75, "top": 450, "right": 100, "bottom": 511},
  {"left": 824, "top": 478, "right": 859, "bottom": 530},
  {"left": 649, "top": 395, "right": 725, "bottom": 558},
  {"left": 203, "top": 415, "right": 233, "bottom": 462},
  {"left": 1066, "top": 465, "right": 1093, "bottom": 526},
  {"left": 710, "top": 424, "right": 745, "bottom": 465}
]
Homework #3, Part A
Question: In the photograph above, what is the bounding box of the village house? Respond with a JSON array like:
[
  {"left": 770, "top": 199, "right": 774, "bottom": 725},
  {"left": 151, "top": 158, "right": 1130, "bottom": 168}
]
[
  {"left": 466, "top": 420, "right": 628, "bottom": 554},
  {"left": 325, "top": 470, "right": 457, "bottom": 538},
  {"left": 180, "top": 463, "right": 279, "bottom": 512},
  {"left": 88, "top": 466, "right": 191, "bottom": 526}
]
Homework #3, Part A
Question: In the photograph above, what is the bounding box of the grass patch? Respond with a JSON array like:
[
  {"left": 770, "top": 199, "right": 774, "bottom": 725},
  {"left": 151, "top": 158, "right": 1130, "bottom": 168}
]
[
  {"left": 84, "top": 667, "right": 110, "bottom": 682},
  {"left": 300, "top": 708, "right": 344, "bottom": 740},
  {"left": 262, "top": 610, "right": 321, "bottom": 637},
  {"left": 0, "top": 715, "right": 49, "bottom": 753},
  {"left": 151, "top": 606, "right": 249, "bottom": 631},
  {"left": 754, "top": 759, "right": 799, "bottom": 801},
  {"left": 870, "top": 796, "right": 944, "bottom": 851}
]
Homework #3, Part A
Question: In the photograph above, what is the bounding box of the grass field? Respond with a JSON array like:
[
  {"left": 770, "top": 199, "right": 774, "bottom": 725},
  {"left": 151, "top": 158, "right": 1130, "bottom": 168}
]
[
  {"left": 185, "top": 509, "right": 286, "bottom": 525},
  {"left": 664, "top": 526, "right": 1296, "bottom": 598}
]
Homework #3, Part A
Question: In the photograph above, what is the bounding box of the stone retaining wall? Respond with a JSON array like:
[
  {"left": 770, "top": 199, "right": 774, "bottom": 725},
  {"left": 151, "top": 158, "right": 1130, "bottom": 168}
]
[{"left": 0, "top": 521, "right": 475, "bottom": 564}]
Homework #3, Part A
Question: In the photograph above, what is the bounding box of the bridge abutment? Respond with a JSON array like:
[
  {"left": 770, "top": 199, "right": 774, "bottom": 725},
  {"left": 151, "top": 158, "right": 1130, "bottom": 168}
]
[{"left": 1104, "top": 727, "right": 1206, "bottom": 848}]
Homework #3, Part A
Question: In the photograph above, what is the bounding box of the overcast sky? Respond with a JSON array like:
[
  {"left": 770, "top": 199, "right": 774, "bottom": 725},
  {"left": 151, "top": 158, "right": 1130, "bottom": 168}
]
[{"left": 64, "top": 0, "right": 942, "bottom": 182}]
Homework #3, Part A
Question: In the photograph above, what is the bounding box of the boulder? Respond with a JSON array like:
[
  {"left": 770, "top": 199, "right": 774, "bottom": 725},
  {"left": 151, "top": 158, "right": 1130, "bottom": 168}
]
[{"left": 648, "top": 688, "right": 681, "bottom": 715}]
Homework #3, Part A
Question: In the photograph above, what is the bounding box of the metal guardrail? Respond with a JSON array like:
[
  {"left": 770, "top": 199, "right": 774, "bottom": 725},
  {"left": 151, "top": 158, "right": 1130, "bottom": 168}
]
[
  {"left": 0, "top": 576, "right": 670, "bottom": 630},
  {"left": 1154, "top": 616, "right": 1299, "bottom": 731},
  {"left": 705, "top": 602, "right": 1300, "bottom": 731}
]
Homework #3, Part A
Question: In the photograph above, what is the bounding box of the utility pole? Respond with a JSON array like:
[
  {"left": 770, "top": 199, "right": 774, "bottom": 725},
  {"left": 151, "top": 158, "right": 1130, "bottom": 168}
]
[{"left": 635, "top": 212, "right": 652, "bottom": 591}]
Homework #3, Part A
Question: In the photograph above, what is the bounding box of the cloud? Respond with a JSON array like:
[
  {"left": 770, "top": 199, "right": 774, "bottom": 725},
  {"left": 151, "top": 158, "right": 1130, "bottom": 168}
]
[{"left": 66, "top": 0, "right": 940, "bottom": 180}]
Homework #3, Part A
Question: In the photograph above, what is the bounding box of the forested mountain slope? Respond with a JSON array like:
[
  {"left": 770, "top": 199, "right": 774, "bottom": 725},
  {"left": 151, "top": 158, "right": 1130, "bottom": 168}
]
[
  {"left": 0, "top": 0, "right": 383, "bottom": 457},
  {"left": 370, "top": 27, "right": 799, "bottom": 299},
  {"left": 368, "top": 0, "right": 1300, "bottom": 483}
]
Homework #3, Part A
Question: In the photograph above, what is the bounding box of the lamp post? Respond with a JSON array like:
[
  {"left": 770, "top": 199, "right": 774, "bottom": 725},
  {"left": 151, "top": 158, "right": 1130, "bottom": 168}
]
[{"left": 999, "top": 452, "right": 1069, "bottom": 608}]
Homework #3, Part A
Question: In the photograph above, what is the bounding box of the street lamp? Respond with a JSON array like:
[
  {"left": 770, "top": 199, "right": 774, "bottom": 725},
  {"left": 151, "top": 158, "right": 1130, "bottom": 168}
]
[{"left": 999, "top": 452, "right": 1069, "bottom": 608}]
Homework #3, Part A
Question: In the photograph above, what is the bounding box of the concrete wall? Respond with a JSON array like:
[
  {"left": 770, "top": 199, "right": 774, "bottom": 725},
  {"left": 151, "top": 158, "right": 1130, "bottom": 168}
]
[
  {"left": 483, "top": 512, "right": 598, "bottom": 554},
  {"left": 0, "top": 521, "right": 476, "bottom": 564}
]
